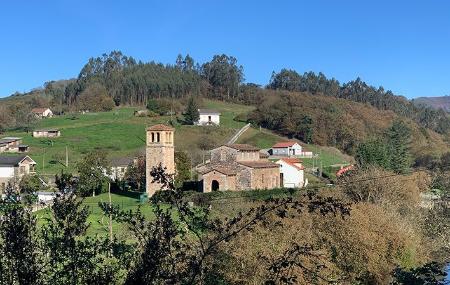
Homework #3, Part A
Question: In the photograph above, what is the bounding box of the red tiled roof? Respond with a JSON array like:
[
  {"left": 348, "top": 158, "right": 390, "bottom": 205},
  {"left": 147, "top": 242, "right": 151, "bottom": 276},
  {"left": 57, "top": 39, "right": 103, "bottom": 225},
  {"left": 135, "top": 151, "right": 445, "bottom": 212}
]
[
  {"left": 238, "top": 161, "right": 279, "bottom": 169},
  {"left": 336, "top": 165, "right": 355, "bottom": 177},
  {"left": 272, "top": 141, "right": 299, "bottom": 148},
  {"left": 31, "top": 108, "right": 49, "bottom": 113},
  {"left": 278, "top": 158, "right": 305, "bottom": 170},
  {"left": 225, "top": 144, "right": 260, "bottom": 151},
  {"left": 146, "top": 124, "right": 174, "bottom": 131}
]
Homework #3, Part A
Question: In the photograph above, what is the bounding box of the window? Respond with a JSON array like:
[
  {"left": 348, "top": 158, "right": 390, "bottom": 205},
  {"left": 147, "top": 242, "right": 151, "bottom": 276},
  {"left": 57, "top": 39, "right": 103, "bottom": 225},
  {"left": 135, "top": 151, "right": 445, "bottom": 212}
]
[
  {"left": 157, "top": 132, "right": 160, "bottom": 142},
  {"left": 151, "top": 132, "right": 155, "bottom": 142},
  {"left": 19, "top": 166, "right": 25, "bottom": 174},
  {"left": 208, "top": 115, "right": 212, "bottom": 122},
  {"left": 262, "top": 174, "right": 265, "bottom": 184}
]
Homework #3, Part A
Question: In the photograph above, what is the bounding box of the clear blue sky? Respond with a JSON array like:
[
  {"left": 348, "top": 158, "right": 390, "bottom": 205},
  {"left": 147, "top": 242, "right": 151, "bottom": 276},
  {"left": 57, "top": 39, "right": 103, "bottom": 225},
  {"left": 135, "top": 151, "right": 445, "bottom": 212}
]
[{"left": 0, "top": 0, "right": 449, "bottom": 98}]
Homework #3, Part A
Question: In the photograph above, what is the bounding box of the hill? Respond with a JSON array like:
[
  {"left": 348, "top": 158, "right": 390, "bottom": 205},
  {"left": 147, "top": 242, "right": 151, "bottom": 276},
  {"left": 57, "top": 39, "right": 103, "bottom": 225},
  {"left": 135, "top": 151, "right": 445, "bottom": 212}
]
[
  {"left": 247, "top": 89, "right": 450, "bottom": 158},
  {"left": 413, "top": 96, "right": 450, "bottom": 112},
  {"left": 0, "top": 99, "right": 350, "bottom": 178}
]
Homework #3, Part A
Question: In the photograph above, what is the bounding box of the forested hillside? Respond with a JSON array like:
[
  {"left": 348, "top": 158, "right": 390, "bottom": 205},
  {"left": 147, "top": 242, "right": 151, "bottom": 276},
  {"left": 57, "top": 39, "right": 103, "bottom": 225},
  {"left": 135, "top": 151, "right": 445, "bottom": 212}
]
[
  {"left": 1, "top": 51, "right": 449, "bottom": 158},
  {"left": 413, "top": 95, "right": 450, "bottom": 112}
]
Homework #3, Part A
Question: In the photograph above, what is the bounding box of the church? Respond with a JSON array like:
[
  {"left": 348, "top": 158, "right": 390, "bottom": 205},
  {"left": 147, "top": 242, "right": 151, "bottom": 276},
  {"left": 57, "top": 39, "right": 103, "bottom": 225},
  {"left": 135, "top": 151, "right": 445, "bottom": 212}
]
[
  {"left": 145, "top": 124, "right": 280, "bottom": 196},
  {"left": 196, "top": 144, "right": 280, "bottom": 192}
]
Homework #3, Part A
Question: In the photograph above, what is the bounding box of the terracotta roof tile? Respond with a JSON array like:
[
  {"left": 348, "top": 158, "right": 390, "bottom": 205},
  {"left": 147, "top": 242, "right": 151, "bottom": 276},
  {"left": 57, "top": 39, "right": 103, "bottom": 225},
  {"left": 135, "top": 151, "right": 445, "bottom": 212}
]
[
  {"left": 278, "top": 158, "right": 305, "bottom": 170},
  {"left": 146, "top": 124, "right": 174, "bottom": 131},
  {"left": 272, "top": 141, "right": 299, "bottom": 148},
  {"left": 225, "top": 144, "right": 260, "bottom": 151},
  {"left": 238, "top": 161, "right": 279, "bottom": 169}
]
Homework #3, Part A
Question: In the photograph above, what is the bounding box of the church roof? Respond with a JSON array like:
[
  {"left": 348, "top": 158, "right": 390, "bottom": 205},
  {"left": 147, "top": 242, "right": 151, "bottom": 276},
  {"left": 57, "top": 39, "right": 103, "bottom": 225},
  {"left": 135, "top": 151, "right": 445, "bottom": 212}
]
[
  {"left": 238, "top": 161, "right": 279, "bottom": 169},
  {"left": 225, "top": 144, "right": 260, "bottom": 151},
  {"left": 146, "top": 124, "right": 174, "bottom": 131}
]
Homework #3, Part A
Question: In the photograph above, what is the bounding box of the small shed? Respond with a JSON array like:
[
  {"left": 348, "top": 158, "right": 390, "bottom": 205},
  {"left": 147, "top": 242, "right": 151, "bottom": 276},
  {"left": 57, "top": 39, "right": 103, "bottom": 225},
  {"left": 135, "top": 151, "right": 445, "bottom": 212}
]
[
  {"left": 195, "top": 109, "right": 221, "bottom": 126},
  {"left": 32, "top": 129, "right": 61, "bottom": 138}
]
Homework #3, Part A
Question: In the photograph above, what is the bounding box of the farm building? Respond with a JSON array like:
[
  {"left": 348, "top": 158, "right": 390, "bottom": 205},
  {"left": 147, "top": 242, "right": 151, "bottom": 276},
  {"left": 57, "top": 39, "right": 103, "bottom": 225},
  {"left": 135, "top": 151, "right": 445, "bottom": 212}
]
[
  {"left": 109, "top": 157, "right": 135, "bottom": 181},
  {"left": 195, "top": 109, "right": 221, "bottom": 126},
  {"left": 271, "top": 141, "right": 313, "bottom": 157},
  {"left": 197, "top": 144, "right": 280, "bottom": 192},
  {"left": 31, "top": 107, "right": 53, "bottom": 118},
  {"left": 0, "top": 155, "right": 36, "bottom": 193},
  {"left": 32, "top": 129, "right": 61, "bottom": 138},
  {"left": 0, "top": 137, "right": 27, "bottom": 153},
  {"left": 275, "top": 158, "right": 306, "bottom": 188}
]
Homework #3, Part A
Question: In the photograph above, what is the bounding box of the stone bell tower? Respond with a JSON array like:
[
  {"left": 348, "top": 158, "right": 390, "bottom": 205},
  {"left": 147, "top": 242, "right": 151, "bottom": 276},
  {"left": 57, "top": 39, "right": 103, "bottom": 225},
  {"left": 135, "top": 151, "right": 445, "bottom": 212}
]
[{"left": 146, "top": 124, "right": 175, "bottom": 197}]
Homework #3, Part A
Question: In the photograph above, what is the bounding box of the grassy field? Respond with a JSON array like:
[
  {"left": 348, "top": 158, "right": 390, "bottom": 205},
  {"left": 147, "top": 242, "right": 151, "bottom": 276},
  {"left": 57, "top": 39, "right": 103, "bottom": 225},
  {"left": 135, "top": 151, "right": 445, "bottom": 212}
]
[
  {"left": 2, "top": 99, "right": 350, "bottom": 181},
  {"left": 35, "top": 192, "right": 157, "bottom": 238},
  {"left": 2, "top": 100, "right": 254, "bottom": 176}
]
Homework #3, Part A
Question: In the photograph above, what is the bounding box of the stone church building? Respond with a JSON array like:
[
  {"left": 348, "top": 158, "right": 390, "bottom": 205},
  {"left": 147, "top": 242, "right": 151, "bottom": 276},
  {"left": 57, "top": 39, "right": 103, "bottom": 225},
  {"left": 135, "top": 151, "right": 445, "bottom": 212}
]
[
  {"left": 197, "top": 144, "right": 280, "bottom": 192},
  {"left": 146, "top": 124, "right": 175, "bottom": 197}
]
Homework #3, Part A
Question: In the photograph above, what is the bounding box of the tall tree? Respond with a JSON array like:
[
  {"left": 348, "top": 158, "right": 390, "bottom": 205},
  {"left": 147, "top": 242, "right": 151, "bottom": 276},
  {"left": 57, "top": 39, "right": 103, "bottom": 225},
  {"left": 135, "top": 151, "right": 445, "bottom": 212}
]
[
  {"left": 76, "top": 150, "right": 110, "bottom": 197},
  {"left": 387, "top": 120, "right": 411, "bottom": 174},
  {"left": 183, "top": 96, "right": 200, "bottom": 125}
]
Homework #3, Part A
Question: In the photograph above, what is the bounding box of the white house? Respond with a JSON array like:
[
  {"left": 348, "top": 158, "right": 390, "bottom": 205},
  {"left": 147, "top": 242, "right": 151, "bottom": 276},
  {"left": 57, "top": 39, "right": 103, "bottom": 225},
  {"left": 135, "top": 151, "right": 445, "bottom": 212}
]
[
  {"left": 271, "top": 141, "right": 313, "bottom": 157},
  {"left": 109, "top": 157, "right": 136, "bottom": 181},
  {"left": 0, "top": 155, "right": 36, "bottom": 193},
  {"left": 32, "top": 129, "right": 61, "bottom": 138},
  {"left": 31, "top": 108, "right": 53, "bottom": 118},
  {"left": 275, "top": 158, "right": 306, "bottom": 188},
  {"left": 195, "top": 109, "right": 221, "bottom": 126}
]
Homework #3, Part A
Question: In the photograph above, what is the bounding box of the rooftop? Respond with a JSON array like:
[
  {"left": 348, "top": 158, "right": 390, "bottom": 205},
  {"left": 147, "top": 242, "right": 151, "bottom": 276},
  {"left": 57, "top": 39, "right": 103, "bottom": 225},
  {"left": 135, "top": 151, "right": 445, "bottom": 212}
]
[
  {"left": 34, "top": 128, "right": 60, "bottom": 132},
  {"left": 225, "top": 144, "right": 260, "bottom": 152},
  {"left": 110, "top": 157, "right": 135, "bottom": 167},
  {"left": 198, "top": 108, "right": 221, "bottom": 115},
  {"left": 238, "top": 161, "right": 279, "bottom": 169},
  {"left": 277, "top": 158, "right": 305, "bottom": 170},
  {"left": 0, "top": 155, "right": 35, "bottom": 166},
  {"left": 272, "top": 141, "right": 299, "bottom": 148},
  {"left": 146, "top": 124, "right": 174, "bottom": 131},
  {"left": 31, "top": 107, "right": 50, "bottom": 113}
]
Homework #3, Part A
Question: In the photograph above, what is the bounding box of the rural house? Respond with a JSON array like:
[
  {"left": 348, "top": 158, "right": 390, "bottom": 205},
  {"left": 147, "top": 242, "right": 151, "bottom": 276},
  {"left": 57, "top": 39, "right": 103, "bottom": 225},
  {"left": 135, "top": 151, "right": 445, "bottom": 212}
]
[
  {"left": 109, "top": 157, "right": 135, "bottom": 181},
  {"left": 195, "top": 109, "right": 221, "bottom": 126},
  {"left": 0, "top": 155, "right": 36, "bottom": 193},
  {"left": 31, "top": 107, "right": 53, "bottom": 118},
  {"left": 0, "top": 137, "right": 28, "bottom": 153},
  {"left": 275, "top": 158, "right": 306, "bottom": 188},
  {"left": 32, "top": 129, "right": 61, "bottom": 138},
  {"left": 271, "top": 141, "right": 313, "bottom": 157},
  {"left": 197, "top": 144, "right": 280, "bottom": 192}
]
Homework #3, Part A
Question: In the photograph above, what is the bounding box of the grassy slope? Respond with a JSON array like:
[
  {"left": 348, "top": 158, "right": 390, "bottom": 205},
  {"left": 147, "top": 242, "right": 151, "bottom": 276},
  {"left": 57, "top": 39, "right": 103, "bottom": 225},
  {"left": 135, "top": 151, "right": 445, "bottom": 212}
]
[{"left": 2, "top": 100, "right": 254, "bottom": 176}]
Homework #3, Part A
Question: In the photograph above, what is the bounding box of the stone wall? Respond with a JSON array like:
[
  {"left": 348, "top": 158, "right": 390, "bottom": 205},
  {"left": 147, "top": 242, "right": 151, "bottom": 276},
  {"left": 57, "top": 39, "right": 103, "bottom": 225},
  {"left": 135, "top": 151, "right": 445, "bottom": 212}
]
[
  {"left": 250, "top": 167, "right": 280, "bottom": 189},
  {"left": 210, "top": 146, "right": 238, "bottom": 163},
  {"left": 202, "top": 171, "right": 237, "bottom": 192}
]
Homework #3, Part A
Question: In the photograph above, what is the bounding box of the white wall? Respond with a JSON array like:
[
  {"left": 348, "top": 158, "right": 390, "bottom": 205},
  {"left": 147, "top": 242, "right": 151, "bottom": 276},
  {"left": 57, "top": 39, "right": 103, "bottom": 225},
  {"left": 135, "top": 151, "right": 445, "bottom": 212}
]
[
  {"left": 197, "top": 114, "right": 220, "bottom": 125},
  {"left": 0, "top": 167, "right": 14, "bottom": 178},
  {"left": 276, "top": 160, "right": 304, "bottom": 188}
]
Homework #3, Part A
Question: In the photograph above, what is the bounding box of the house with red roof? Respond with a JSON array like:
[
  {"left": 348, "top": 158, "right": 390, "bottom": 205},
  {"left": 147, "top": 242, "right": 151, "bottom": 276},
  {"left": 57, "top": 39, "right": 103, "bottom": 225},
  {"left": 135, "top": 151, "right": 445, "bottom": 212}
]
[
  {"left": 275, "top": 158, "right": 306, "bottom": 188},
  {"left": 271, "top": 141, "right": 313, "bottom": 157},
  {"left": 31, "top": 107, "right": 53, "bottom": 118}
]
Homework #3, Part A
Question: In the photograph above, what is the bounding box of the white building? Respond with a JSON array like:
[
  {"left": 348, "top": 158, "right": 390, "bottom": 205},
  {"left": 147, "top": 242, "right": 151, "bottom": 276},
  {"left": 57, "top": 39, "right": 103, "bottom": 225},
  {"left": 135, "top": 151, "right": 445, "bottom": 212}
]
[
  {"left": 31, "top": 108, "right": 53, "bottom": 118},
  {"left": 32, "top": 129, "right": 61, "bottom": 138},
  {"left": 195, "top": 109, "right": 221, "bottom": 126},
  {"left": 0, "top": 155, "right": 37, "bottom": 193},
  {"left": 276, "top": 158, "right": 306, "bottom": 188},
  {"left": 271, "top": 141, "right": 313, "bottom": 157}
]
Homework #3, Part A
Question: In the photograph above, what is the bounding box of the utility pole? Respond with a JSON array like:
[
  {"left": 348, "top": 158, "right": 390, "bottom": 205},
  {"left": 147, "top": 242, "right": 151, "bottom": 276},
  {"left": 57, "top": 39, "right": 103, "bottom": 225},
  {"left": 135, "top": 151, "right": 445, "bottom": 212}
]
[
  {"left": 108, "top": 182, "right": 113, "bottom": 247},
  {"left": 65, "top": 146, "right": 69, "bottom": 167},
  {"left": 42, "top": 150, "right": 45, "bottom": 175}
]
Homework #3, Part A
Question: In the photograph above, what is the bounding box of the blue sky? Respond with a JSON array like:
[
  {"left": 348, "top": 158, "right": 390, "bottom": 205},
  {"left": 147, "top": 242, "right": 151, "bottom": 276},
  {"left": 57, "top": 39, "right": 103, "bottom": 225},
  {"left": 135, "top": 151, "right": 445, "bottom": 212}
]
[{"left": 0, "top": 0, "right": 449, "bottom": 98}]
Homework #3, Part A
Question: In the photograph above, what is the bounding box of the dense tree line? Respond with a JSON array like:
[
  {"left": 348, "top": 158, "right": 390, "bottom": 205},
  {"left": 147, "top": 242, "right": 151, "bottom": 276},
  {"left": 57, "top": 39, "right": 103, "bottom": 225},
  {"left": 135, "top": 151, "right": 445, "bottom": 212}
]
[
  {"left": 61, "top": 51, "right": 243, "bottom": 110},
  {"left": 268, "top": 69, "right": 450, "bottom": 134}
]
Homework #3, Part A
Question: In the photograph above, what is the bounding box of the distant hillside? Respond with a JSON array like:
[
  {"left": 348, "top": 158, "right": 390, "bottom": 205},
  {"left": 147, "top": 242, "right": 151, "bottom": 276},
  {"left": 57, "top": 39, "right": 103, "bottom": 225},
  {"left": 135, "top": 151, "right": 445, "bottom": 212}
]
[{"left": 412, "top": 96, "right": 450, "bottom": 112}]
